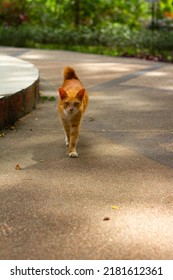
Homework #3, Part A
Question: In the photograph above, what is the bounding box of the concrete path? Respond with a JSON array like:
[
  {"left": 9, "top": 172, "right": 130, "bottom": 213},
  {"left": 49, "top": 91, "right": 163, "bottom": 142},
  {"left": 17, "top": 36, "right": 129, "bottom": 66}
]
[{"left": 0, "top": 47, "right": 173, "bottom": 260}]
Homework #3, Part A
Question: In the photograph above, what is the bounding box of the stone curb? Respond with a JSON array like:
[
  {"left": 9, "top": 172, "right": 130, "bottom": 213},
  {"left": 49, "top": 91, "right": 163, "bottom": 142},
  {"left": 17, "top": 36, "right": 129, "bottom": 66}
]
[{"left": 0, "top": 55, "right": 39, "bottom": 130}]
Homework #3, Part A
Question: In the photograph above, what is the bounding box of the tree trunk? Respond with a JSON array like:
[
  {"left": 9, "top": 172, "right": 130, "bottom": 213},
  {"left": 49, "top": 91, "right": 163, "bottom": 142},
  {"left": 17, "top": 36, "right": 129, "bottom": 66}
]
[{"left": 74, "top": 0, "right": 80, "bottom": 27}]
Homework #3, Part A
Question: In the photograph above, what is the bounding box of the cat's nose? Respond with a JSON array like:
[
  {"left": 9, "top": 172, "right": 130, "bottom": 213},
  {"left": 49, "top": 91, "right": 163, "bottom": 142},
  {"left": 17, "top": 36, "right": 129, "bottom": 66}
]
[{"left": 69, "top": 107, "right": 74, "bottom": 112}]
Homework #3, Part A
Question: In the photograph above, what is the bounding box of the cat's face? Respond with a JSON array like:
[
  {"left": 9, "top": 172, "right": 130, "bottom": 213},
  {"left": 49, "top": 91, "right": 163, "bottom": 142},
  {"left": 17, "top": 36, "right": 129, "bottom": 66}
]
[
  {"left": 63, "top": 99, "right": 81, "bottom": 116},
  {"left": 59, "top": 88, "right": 85, "bottom": 116}
]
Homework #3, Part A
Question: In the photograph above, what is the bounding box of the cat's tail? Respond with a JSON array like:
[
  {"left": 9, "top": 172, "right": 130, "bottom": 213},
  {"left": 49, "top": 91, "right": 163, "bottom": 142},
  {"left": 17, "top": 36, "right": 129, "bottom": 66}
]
[{"left": 63, "top": 67, "right": 79, "bottom": 81}]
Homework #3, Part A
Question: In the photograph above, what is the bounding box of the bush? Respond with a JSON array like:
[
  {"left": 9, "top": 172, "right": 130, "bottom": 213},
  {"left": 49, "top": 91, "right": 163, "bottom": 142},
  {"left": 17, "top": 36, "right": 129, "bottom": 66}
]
[
  {"left": 0, "top": 23, "right": 172, "bottom": 62},
  {"left": 0, "top": 0, "right": 28, "bottom": 26}
]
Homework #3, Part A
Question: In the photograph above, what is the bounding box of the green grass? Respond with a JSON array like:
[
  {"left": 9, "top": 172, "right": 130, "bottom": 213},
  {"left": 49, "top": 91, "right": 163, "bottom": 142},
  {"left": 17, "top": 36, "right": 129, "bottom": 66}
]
[{"left": 40, "top": 96, "right": 56, "bottom": 102}]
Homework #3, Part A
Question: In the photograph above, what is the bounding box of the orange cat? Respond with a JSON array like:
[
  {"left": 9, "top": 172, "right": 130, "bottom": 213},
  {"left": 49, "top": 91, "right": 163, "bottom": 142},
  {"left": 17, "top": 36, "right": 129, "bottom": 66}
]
[{"left": 58, "top": 67, "right": 88, "bottom": 158}]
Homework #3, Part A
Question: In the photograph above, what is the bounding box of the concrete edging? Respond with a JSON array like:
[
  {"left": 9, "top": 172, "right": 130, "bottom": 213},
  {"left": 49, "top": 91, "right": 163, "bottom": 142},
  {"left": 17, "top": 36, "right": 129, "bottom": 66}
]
[{"left": 0, "top": 55, "right": 39, "bottom": 130}]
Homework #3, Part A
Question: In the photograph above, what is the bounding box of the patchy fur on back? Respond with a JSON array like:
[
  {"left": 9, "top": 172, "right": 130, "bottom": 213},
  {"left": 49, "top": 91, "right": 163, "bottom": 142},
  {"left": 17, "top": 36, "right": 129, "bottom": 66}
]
[{"left": 58, "top": 67, "right": 88, "bottom": 158}]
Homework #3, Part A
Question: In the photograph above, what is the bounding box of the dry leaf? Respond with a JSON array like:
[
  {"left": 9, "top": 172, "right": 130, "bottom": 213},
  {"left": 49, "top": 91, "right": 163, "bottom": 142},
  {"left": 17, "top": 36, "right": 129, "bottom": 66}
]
[
  {"left": 9, "top": 125, "right": 16, "bottom": 130},
  {"left": 88, "top": 117, "right": 95, "bottom": 122},
  {"left": 15, "top": 164, "right": 22, "bottom": 170},
  {"left": 103, "top": 217, "right": 110, "bottom": 221},
  {"left": 0, "top": 132, "right": 5, "bottom": 137},
  {"left": 111, "top": 205, "right": 119, "bottom": 210}
]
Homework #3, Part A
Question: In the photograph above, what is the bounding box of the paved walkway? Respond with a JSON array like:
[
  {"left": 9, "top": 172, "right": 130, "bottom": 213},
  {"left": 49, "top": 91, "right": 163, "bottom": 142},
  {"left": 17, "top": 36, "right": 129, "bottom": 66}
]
[{"left": 0, "top": 47, "right": 173, "bottom": 260}]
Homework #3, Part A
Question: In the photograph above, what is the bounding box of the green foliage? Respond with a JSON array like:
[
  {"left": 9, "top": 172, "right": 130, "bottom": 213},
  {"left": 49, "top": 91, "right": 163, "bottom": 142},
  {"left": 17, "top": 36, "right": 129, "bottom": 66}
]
[
  {"left": 0, "top": 0, "right": 150, "bottom": 28},
  {"left": 0, "top": 0, "right": 28, "bottom": 26},
  {"left": 0, "top": 23, "right": 172, "bottom": 62},
  {"left": 40, "top": 96, "right": 56, "bottom": 102},
  {"left": 1, "top": 0, "right": 173, "bottom": 28},
  {"left": 0, "top": 0, "right": 173, "bottom": 62},
  {"left": 160, "top": 0, "right": 173, "bottom": 13}
]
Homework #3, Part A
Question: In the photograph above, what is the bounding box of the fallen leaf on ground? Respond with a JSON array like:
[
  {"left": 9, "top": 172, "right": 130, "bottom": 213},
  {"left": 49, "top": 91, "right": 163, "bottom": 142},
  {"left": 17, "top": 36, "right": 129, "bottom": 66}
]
[
  {"left": 88, "top": 117, "right": 95, "bottom": 122},
  {"left": 111, "top": 205, "right": 119, "bottom": 210},
  {"left": 103, "top": 217, "right": 110, "bottom": 221},
  {"left": 9, "top": 125, "right": 16, "bottom": 130},
  {"left": 15, "top": 164, "right": 22, "bottom": 170},
  {"left": 0, "top": 132, "right": 5, "bottom": 137}
]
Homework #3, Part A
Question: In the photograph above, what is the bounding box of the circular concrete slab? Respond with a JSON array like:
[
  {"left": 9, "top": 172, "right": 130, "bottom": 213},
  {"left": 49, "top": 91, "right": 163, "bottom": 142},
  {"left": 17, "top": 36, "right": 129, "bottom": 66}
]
[
  {"left": 0, "top": 55, "right": 39, "bottom": 96},
  {"left": 0, "top": 55, "right": 39, "bottom": 129}
]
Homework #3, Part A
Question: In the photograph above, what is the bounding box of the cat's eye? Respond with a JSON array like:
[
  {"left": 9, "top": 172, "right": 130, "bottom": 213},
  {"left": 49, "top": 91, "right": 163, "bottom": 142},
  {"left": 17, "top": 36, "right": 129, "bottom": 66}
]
[
  {"left": 74, "top": 102, "right": 80, "bottom": 106},
  {"left": 64, "top": 101, "right": 69, "bottom": 106}
]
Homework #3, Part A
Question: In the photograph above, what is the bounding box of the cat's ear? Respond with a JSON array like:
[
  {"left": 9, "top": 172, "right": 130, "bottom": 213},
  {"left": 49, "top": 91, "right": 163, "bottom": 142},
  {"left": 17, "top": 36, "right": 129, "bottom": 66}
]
[
  {"left": 58, "top": 88, "right": 68, "bottom": 100},
  {"left": 76, "top": 88, "right": 85, "bottom": 101}
]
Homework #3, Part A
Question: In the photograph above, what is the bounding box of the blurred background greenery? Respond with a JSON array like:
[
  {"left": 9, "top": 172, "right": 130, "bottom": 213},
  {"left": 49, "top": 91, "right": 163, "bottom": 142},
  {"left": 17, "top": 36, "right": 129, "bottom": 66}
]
[{"left": 0, "top": 0, "right": 173, "bottom": 61}]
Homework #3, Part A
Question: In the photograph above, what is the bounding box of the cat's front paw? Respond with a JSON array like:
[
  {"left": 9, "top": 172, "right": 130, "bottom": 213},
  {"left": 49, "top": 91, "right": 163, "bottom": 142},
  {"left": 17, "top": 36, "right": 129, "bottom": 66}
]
[{"left": 69, "top": 151, "right": 78, "bottom": 158}]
